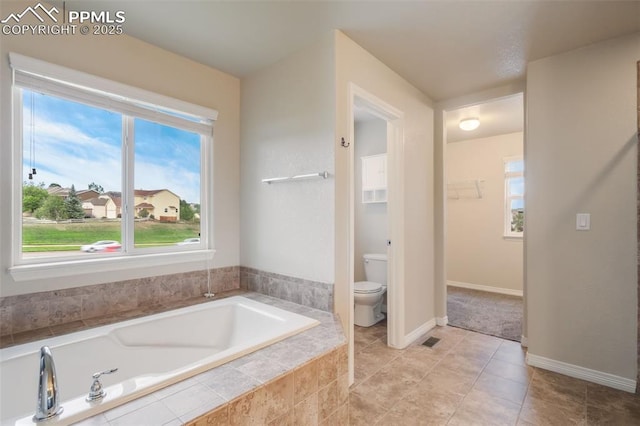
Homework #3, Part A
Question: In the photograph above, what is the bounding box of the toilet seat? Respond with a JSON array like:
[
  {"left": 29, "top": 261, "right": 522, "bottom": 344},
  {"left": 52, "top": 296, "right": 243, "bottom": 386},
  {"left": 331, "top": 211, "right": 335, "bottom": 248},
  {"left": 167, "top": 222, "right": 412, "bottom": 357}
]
[{"left": 354, "top": 281, "right": 382, "bottom": 294}]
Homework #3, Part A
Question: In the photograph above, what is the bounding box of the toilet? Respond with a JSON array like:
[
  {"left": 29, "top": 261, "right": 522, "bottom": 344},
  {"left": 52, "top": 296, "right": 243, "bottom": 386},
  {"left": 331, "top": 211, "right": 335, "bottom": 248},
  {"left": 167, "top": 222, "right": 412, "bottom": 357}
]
[{"left": 354, "top": 253, "right": 387, "bottom": 327}]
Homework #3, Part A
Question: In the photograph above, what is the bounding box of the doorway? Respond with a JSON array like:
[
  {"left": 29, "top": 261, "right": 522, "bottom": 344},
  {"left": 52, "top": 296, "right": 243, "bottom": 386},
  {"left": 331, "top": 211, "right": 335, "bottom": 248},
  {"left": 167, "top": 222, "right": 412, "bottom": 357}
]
[
  {"left": 347, "top": 84, "right": 404, "bottom": 385},
  {"left": 443, "top": 93, "right": 525, "bottom": 342}
]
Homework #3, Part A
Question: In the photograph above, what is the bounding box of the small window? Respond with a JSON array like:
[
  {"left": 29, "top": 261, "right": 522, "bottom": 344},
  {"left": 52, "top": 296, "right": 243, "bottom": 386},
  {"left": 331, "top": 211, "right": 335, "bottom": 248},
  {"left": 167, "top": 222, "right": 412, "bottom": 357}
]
[{"left": 504, "top": 157, "right": 524, "bottom": 238}]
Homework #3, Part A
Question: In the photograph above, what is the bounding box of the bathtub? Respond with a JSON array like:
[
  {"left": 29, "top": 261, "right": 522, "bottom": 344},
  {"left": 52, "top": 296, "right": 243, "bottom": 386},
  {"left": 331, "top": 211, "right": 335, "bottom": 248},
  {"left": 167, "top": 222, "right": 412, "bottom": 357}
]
[{"left": 0, "top": 296, "right": 319, "bottom": 425}]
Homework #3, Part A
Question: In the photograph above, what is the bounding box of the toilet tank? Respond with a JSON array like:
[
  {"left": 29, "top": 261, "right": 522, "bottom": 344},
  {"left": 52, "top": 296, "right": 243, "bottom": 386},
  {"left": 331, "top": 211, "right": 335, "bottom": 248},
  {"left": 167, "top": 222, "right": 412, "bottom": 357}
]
[{"left": 363, "top": 253, "right": 387, "bottom": 285}]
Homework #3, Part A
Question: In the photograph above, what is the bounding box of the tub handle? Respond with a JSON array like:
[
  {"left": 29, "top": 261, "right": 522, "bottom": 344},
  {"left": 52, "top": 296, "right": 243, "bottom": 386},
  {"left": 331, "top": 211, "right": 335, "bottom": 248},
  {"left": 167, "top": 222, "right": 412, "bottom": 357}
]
[{"left": 86, "top": 368, "right": 118, "bottom": 402}]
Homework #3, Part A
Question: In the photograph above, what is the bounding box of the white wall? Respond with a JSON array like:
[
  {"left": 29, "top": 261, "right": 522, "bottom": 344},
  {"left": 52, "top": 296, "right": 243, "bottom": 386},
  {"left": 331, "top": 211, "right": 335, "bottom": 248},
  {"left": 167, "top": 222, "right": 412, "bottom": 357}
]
[
  {"left": 334, "top": 31, "right": 434, "bottom": 338},
  {"left": 446, "top": 132, "right": 523, "bottom": 293},
  {"left": 354, "top": 119, "right": 388, "bottom": 282},
  {"left": 0, "top": 1, "right": 240, "bottom": 296},
  {"left": 240, "top": 33, "right": 335, "bottom": 284},
  {"left": 526, "top": 33, "right": 638, "bottom": 382}
]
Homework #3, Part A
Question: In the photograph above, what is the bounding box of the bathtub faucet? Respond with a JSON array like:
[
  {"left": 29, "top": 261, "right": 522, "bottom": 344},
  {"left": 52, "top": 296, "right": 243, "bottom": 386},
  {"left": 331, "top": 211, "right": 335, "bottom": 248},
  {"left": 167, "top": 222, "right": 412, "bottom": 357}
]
[
  {"left": 86, "top": 368, "right": 118, "bottom": 402},
  {"left": 33, "top": 346, "right": 63, "bottom": 422}
]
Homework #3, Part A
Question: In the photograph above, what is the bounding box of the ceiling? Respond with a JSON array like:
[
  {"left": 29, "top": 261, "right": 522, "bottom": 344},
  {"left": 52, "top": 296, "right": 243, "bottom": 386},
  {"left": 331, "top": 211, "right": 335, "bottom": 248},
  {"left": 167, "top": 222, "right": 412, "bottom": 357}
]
[
  {"left": 57, "top": 1, "right": 639, "bottom": 103},
  {"left": 446, "top": 93, "right": 523, "bottom": 143},
  {"left": 54, "top": 1, "right": 638, "bottom": 141}
]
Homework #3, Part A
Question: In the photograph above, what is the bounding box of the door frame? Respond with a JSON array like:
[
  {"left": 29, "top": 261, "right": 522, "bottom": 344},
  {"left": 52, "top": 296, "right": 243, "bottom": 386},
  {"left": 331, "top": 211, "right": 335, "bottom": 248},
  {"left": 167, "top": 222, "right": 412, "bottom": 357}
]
[{"left": 347, "top": 83, "right": 405, "bottom": 384}]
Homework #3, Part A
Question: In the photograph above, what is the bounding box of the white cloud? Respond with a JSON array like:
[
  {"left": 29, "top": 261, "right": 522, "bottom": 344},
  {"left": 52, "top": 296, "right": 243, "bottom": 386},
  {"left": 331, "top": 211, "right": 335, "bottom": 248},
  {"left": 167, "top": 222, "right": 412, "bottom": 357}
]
[{"left": 23, "top": 116, "right": 201, "bottom": 202}]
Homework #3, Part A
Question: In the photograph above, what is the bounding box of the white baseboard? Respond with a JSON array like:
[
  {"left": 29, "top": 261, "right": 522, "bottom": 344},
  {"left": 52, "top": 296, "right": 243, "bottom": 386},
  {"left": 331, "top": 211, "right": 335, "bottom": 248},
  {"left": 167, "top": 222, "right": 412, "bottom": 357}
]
[
  {"left": 401, "top": 318, "right": 436, "bottom": 348},
  {"left": 436, "top": 316, "right": 448, "bottom": 326},
  {"left": 527, "top": 353, "right": 636, "bottom": 393},
  {"left": 448, "top": 280, "right": 523, "bottom": 297}
]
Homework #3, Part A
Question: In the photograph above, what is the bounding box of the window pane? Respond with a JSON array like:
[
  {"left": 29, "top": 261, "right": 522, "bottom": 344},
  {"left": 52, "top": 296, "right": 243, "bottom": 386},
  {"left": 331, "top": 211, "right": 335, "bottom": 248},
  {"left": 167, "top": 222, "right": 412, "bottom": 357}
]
[
  {"left": 506, "top": 159, "right": 524, "bottom": 173},
  {"left": 133, "top": 118, "right": 201, "bottom": 249},
  {"left": 508, "top": 176, "right": 524, "bottom": 196},
  {"left": 21, "top": 90, "right": 122, "bottom": 258},
  {"left": 510, "top": 198, "right": 524, "bottom": 233}
]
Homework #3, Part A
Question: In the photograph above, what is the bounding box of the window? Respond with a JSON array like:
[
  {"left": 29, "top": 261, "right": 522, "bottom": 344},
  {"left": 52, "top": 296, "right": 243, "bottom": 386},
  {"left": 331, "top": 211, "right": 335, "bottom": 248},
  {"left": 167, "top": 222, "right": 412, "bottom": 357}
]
[
  {"left": 10, "top": 53, "right": 216, "bottom": 279},
  {"left": 504, "top": 157, "right": 524, "bottom": 238}
]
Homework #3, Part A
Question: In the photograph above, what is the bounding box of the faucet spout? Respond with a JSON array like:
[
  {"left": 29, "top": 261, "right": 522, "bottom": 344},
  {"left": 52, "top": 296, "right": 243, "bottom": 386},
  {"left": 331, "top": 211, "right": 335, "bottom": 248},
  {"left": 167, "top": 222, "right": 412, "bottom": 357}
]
[{"left": 33, "top": 346, "right": 63, "bottom": 422}]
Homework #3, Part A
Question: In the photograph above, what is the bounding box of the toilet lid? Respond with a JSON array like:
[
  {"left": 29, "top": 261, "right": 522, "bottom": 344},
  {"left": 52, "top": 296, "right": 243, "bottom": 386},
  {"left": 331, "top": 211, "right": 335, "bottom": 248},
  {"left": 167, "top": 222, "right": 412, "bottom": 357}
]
[{"left": 354, "top": 281, "right": 382, "bottom": 294}]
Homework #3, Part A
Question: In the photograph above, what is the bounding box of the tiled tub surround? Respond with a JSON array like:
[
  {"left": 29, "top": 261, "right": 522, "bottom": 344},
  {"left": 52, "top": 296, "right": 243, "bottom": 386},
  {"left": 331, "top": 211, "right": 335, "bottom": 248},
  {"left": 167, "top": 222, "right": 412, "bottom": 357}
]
[
  {"left": 0, "top": 266, "right": 240, "bottom": 346},
  {"left": 240, "top": 266, "right": 333, "bottom": 312},
  {"left": 3, "top": 293, "right": 348, "bottom": 425}
]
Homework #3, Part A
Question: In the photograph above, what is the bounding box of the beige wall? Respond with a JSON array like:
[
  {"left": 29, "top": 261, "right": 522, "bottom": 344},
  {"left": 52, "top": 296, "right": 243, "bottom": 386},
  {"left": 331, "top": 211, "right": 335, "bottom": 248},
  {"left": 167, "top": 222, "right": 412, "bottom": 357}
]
[
  {"left": 526, "top": 33, "right": 639, "bottom": 380},
  {"left": 240, "top": 33, "right": 335, "bottom": 284},
  {"left": 335, "top": 31, "right": 435, "bottom": 338},
  {"left": 446, "top": 132, "right": 523, "bottom": 293},
  {"left": 0, "top": 1, "right": 240, "bottom": 296},
  {"left": 354, "top": 119, "right": 388, "bottom": 282}
]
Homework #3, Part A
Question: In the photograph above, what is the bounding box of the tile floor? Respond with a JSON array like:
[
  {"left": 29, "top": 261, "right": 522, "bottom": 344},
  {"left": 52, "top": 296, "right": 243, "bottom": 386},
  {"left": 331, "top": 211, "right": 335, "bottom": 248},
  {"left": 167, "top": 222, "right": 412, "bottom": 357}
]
[{"left": 350, "top": 320, "right": 640, "bottom": 425}]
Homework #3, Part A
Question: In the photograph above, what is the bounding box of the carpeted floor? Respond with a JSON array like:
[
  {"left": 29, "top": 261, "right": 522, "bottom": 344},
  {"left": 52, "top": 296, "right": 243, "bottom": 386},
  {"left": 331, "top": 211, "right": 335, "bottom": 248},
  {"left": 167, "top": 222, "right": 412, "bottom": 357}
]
[{"left": 446, "top": 286, "right": 523, "bottom": 342}]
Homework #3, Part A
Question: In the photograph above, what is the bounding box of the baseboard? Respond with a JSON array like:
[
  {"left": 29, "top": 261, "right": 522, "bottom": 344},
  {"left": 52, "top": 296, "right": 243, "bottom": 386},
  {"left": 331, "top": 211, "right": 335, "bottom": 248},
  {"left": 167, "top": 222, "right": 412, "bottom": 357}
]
[
  {"left": 527, "top": 353, "right": 636, "bottom": 393},
  {"left": 436, "top": 316, "right": 448, "bottom": 326},
  {"left": 401, "top": 318, "right": 436, "bottom": 348},
  {"left": 447, "top": 280, "right": 523, "bottom": 297}
]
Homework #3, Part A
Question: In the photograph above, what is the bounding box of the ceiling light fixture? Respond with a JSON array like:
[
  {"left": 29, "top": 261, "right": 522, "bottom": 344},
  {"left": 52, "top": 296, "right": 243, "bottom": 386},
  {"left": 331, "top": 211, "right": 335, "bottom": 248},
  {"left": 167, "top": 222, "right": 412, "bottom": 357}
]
[{"left": 459, "top": 117, "right": 480, "bottom": 131}]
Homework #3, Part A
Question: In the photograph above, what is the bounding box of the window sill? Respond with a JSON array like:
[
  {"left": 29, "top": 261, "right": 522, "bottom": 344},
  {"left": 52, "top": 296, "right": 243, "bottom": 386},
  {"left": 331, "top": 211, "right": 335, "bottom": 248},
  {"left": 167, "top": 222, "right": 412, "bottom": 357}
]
[
  {"left": 9, "top": 249, "right": 216, "bottom": 282},
  {"left": 503, "top": 235, "right": 523, "bottom": 241}
]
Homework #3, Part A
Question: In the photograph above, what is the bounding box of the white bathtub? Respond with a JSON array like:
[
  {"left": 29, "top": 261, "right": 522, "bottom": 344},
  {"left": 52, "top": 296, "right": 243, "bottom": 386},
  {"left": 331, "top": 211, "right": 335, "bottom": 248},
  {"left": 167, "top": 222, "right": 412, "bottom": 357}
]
[{"left": 0, "top": 296, "right": 319, "bottom": 425}]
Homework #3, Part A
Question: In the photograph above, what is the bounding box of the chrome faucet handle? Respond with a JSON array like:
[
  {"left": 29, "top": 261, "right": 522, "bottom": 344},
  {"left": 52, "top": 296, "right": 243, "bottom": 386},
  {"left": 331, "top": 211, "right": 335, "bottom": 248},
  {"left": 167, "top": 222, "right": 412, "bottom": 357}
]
[
  {"left": 92, "top": 368, "right": 118, "bottom": 379},
  {"left": 86, "top": 368, "right": 118, "bottom": 402}
]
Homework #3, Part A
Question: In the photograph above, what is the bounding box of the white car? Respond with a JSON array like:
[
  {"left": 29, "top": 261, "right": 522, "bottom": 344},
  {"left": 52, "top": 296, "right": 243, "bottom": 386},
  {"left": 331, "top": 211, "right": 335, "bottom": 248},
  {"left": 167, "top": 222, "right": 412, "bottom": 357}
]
[
  {"left": 80, "top": 240, "right": 121, "bottom": 252},
  {"left": 177, "top": 238, "right": 200, "bottom": 246}
]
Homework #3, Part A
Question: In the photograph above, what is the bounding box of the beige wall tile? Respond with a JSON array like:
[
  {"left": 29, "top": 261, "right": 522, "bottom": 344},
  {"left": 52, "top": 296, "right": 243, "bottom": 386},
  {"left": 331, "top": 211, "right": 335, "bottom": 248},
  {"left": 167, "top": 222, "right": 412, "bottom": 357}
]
[
  {"left": 294, "top": 359, "right": 319, "bottom": 404},
  {"left": 294, "top": 393, "right": 318, "bottom": 426},
  {"left": 228, "top": 387, "right": 267, "bottom": 425},
  {"left": 264, "top": 373, "right": 294, "bottom": 423},
  {"left": 318, "top": 380, "right": 338, "bottom": 421},
  {"left": 317, "top": 350, "right": 338, "bottom": 387},
  {"left": 337, "top": 343, "right": 348, "bottom": 376}
]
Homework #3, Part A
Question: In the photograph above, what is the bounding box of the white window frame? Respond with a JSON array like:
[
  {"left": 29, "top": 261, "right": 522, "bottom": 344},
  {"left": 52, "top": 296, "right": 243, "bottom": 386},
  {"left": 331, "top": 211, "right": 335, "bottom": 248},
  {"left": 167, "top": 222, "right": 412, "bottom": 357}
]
[
  {"left": 8, "top": 53, "right": 217, "bottom": 282},
  {"left": 504, "top": 156, "right": 524, "bottom": 239}
]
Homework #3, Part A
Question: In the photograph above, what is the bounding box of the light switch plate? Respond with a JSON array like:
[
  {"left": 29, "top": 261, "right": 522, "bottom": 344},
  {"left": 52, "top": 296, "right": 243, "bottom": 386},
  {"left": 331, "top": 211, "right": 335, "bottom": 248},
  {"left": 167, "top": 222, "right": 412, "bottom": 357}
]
[{"left": 576, "top": 213, "right": 590, "bottom": 231}]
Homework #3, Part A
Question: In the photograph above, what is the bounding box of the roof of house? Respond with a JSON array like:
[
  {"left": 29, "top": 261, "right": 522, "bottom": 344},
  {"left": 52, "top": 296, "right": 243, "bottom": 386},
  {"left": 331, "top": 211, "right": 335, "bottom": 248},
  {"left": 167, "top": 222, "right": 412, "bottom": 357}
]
[
  {"left": 87, "top": 197, "right": 109, "bottom": 206},
  {"left": 135, "top": 202, "right": 155, "bottom": 209},
  {"left": 103, "top": 192, "right": 122, "bottom": 207},
  {"left": 135, "top": 189, "right": 180, "bottom": 199},
  {"left": 47, "top": 187, "right": 99, "bottom": 201}
]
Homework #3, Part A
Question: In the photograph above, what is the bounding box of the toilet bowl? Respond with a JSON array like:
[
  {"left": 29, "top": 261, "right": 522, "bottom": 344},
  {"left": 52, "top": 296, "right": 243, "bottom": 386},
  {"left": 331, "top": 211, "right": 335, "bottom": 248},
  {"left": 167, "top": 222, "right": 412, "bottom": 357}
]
[{"left": 354, "top": 254, "right": 387, "bottom": 327}]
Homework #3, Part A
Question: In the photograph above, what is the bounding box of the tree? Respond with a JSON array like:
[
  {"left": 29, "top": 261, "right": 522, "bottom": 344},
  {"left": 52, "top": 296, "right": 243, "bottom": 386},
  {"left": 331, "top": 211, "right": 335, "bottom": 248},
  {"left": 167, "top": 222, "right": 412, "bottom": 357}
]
[
  {"left": 22, "top": 182, "right": 48, "bottom": 213},
  {"left": 48, "top": 183, "right": 61, "bottom": 188},
  {"left": 512, "top": 210, "right": 524, "bottom": 233},
  {"left": 36, "top": 196, "right": 66, "bottom": 220},
  {"left": 138, "top": 208, "right": 149, "bottom": 218},
  {"left": 88, "top": 182, "right": 104, "bottom": 193},
  {"left": 64, "top": 185, "right": 85, "bottom": 219},
  {"left": 179, "top": 199, "right": 195, "bottom": 222}
]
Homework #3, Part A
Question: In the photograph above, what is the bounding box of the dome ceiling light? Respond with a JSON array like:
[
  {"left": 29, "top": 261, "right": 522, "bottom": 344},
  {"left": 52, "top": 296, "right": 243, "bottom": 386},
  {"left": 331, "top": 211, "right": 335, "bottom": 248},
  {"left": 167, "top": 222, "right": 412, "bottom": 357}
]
[{"left": 459, "top": 117, "right": 480, "bottom": 131}]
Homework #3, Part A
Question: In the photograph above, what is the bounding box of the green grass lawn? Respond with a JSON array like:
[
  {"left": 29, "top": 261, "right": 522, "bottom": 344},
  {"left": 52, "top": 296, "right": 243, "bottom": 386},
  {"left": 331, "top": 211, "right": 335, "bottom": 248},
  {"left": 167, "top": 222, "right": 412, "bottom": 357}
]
[{"left": 22, "top": 220, "right": 200, "bottom": 252}]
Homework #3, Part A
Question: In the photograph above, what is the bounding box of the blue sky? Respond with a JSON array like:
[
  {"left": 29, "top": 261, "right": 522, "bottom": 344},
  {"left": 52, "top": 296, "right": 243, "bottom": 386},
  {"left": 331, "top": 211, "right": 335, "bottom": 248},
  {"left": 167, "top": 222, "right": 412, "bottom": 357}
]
[{"left": 22, "top": 90, "right": 201, "bottom": 203}]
